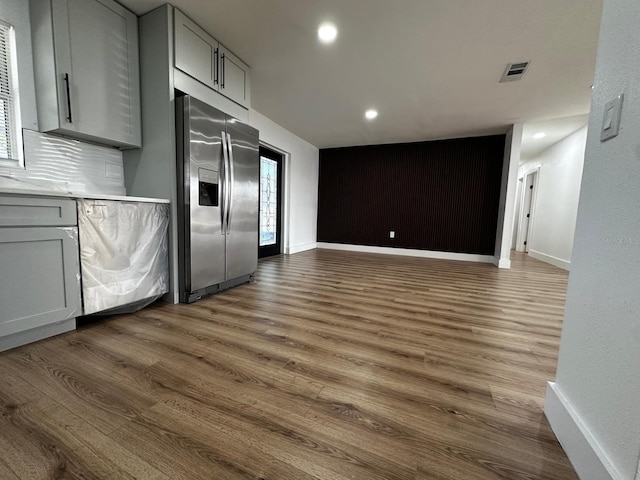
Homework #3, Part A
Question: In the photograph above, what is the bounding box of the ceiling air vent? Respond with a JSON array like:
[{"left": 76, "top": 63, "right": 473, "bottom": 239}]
[{"left": 500, "top": 61, "right": 531, "bottom": 82}]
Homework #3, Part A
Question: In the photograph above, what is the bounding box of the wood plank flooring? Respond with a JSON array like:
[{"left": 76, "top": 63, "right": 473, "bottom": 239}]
[{"left": 0, "top": 249, "right": 576, "bottom": 479}]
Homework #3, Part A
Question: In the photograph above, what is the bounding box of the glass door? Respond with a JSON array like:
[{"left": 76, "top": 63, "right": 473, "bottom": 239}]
[{"left": 258, "top": 146, "right": 283, "bottom": 258}]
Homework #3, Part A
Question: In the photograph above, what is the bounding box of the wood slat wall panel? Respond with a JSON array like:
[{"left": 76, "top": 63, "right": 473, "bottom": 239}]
[{"left": 318, "top": 135, "right": 506, "bottom": 254}]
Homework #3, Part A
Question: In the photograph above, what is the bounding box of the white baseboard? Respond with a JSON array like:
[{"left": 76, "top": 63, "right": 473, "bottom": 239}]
[
  {"left": 528, "top": 250, "right": 571, "bottom": 270},
  {"left": 544, "top": 382, "right": 619, "bottom": 480},
  {"left": 316, "top": 243, "right": 494, "bottom": 264},
  {"left": 0, "top": 318, "right": 76, "bottom": 352},
  {"left": 285, "top": 242, "right": 317, "bottom": 255},
  {"left": 492, "top": 257, "right": 511, "bottom": 269}
]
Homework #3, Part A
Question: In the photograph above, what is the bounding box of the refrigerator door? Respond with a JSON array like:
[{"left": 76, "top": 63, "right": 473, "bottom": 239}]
[
  {"left": 181, "top": 96, "right": 227, "bottom": 292},
  {"left": 225, "top": 116, "right": 259, "bottom": 280}
]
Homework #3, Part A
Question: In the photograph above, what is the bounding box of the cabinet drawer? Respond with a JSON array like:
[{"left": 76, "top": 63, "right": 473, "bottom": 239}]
[{"left": 0, "top": 196, "right": 77, "bottom": 226}]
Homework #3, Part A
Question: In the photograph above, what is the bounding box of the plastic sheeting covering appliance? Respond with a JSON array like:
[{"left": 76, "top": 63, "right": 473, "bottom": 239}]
[{"left": 77, "top": 199, "right": 169, "bottom": 315}]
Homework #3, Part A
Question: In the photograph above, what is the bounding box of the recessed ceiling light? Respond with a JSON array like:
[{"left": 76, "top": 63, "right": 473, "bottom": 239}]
[
  {"left": 533, "top": 132, "right": 546, "bottom": 139},
  {"left": 365, "top": 109, "right": 378, "bottom": 120},
  {"left": 318, "top": 22, "right": 337, "bottom": 44}
]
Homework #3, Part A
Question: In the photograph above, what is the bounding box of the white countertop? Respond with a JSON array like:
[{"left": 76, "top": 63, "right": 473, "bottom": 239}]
[{"left": 0, "top": 187, "right": 170, "bottom": 204}]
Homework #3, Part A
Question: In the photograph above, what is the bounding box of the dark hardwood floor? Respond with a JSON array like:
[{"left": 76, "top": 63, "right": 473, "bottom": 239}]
[{"left": 0, "top": 249, "right": 576, "bottom": 479}]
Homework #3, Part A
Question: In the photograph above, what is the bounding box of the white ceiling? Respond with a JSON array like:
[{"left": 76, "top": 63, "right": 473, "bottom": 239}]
[
  {"left": 521, "top": 114, "right": 589, "bottom": 161},
  {"left": 119, "top": 0, "right": 603, "bottom": 149}
]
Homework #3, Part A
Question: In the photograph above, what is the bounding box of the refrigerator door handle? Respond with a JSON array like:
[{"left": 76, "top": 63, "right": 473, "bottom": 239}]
[
  {"left": 221, "top": 130, "right": 229, "bottom": 235},
  {"left": 226, "top": 133, "right": 235, "bottom": 233}
]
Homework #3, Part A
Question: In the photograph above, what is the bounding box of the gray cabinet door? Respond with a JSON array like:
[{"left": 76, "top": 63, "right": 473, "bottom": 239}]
[
  {"left": 31, "top": 0, "right": 141, "bottom": 148},
  {"left": 174, "top": 8, "right": 250, "bottom": 109},
  {"left": 219, "top": 45, "right": 251, "bottom": 108},
  {"left": 0, "top": 227, "right": 81, "bottom": 337},
  {"left": 174, "top": 9, "right": 218, "bottom": 90}
]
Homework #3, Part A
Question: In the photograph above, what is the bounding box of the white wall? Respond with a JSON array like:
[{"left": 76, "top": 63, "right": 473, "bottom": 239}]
[
  {"left": 519, "top": 125, "right": 587, "bottom": 270},
  {"left": 249, "top": 110, "right": 319, "bottom": 254},
  {"left": 493, "top": 124, "right": 523, "bottom": 268},
  {"left": 545, "top": 0, "right": 640, "bottom": 478}
]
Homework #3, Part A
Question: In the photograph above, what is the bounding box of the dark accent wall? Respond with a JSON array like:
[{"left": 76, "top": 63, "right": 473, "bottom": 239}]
[{"left": 317, "top": 135, "right": 506, "bottom": 255}]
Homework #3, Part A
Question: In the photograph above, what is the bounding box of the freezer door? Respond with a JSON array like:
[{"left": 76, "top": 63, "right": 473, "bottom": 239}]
[
  {"left": 225, "top": 117, "right": 259, "bottom": 280},
  {"left": 182, "top": 96, "right": 227, "bottom": 292}
]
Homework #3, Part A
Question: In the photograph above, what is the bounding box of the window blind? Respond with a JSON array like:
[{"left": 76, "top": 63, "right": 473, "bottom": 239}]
[{"left": 0, "top": 21, "right": 19, "bottom": 162}]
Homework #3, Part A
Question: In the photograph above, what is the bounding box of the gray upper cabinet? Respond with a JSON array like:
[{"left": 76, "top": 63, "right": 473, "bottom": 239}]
[
  {"left": 174, "top": 9, "right": 217, "bottom": 90},
  {"left": 174, "top": 9, "right": 250, "bottom": 109},
  {"left": 30, "top": 0, "right": 142, "bottom": 149},
  {"left": 218, "top": 45, "right": 250, "bottom": 108}
]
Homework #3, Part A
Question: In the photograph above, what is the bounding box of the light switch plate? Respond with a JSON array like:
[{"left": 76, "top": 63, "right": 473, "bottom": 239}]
[{"left": 601, "top": 94, "right": 623, "bottom": 142}]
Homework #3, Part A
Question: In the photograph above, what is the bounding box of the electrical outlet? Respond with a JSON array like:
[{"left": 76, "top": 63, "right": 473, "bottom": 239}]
[{"left": 389, "top": 231, "right": 395, "bottom": 239}]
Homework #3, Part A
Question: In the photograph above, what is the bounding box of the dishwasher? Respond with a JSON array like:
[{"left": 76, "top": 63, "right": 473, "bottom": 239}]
[{"left": 77, "top": 199, "right": 170, "bottom": 315}]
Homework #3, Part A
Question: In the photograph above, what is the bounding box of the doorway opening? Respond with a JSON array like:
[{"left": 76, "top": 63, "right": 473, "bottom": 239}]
[
  {"left": 258, "top": 145, "right": 284, "bottom": 258},
  {"left": 516, "top": 169, "right": 538, "bottom": 253}
]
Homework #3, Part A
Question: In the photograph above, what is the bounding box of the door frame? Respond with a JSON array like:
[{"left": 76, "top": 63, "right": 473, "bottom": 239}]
[
  {"left": 511, "top": 177, "right": 524, "bottom": 250},
  {"left": 258, "top": 144, "right": 286, "bottom": 258},
  {"left": 516, "top": 166, "right": 540, "bottom": 253}
]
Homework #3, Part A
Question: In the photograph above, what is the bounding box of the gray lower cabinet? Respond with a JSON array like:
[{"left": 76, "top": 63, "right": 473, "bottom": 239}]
[
  {"left": 0, "top": 195, "right": 78, "bottom": 226},
  {"left": 0, "top": 196, "right": 81, "bottom": 351}
]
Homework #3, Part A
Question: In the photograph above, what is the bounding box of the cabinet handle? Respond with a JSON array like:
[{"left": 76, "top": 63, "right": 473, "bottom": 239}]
[
  {"left": 64, "top": 73, "right": 73, "bottom": 123},
  {"left": 214, "top": 48, "right": 219, "bottom": 85},
  {"left": 221, "top": 53, "right": 225, "bottom": 89}
]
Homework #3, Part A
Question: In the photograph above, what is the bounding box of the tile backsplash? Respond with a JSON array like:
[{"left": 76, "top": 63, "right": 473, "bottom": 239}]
[{"left": 0, "top": 129, "right": 126, "bottom": 196}]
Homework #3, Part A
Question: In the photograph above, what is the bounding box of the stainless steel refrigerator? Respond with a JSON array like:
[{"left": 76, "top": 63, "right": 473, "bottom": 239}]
[{"left": 176, "top": 95, "right": 259, "bottom": 303}]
